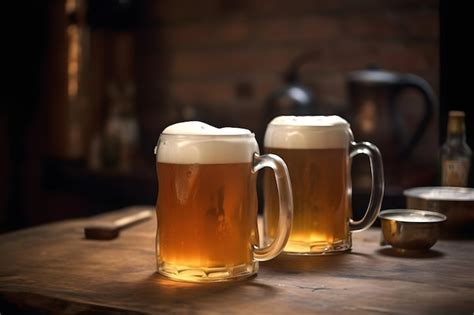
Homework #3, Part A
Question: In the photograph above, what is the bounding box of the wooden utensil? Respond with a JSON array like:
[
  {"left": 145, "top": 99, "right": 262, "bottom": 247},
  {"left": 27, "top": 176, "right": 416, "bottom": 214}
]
[{"left": 84, "top": 210, "right": 153, "bottom": 240}]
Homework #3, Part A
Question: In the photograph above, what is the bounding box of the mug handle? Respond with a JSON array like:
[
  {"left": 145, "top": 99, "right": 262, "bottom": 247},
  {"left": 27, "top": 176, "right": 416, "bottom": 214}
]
[
  {"left": 252, "top": 153, "right": 293, "bottom": 261},
  {"left": 349, "top": 141, "right": 384, "bottom": 232}
]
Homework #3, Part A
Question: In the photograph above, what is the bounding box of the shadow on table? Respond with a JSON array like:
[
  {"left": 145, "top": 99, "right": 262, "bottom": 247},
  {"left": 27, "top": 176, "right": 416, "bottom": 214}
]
[
  {"left": 0, "top": 291, "right": 144, "bottom": 315},
  {"left": 120, "top": 272, "right": 279, "bottom": 309},
  {"left": 376, "top": 247, "right": 445, "bottom": 259},
  {"left": 260, "top": 251, "right": 373, "bottom": 273}
]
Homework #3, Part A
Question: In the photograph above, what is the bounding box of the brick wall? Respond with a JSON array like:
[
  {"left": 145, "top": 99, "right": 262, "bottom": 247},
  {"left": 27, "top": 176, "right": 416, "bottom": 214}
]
[{"left": 137, "top": 0, "right": 439, "bottom": 150}]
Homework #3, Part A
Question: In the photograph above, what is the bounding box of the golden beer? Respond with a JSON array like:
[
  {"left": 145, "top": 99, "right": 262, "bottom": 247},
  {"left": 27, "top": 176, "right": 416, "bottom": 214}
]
[
  {"left": 157, "top": 162, "right": 258, "bottom": 270},
  {"left": 264, "top": 148, "right": 350, "bottom": 253}
]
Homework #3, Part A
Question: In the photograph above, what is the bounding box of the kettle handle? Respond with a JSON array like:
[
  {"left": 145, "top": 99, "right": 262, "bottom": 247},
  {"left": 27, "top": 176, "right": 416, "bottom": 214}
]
[{"left": 395, "top": 74, "right": 435, "bottom": 158}]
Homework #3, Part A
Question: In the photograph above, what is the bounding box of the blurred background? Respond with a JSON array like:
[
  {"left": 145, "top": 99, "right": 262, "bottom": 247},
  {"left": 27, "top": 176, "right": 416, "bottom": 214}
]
[{"left": 1, "top": 0, "right": 472, "bottom": 232}]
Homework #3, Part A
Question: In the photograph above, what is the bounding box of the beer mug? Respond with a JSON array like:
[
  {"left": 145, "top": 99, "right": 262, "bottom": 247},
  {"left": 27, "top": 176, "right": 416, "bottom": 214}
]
[
  {"left": 155, "top": 122, "right": 293, "bottom": 282},
  {"left": 264, "top": 116, "right": 384, "bottom": 254}
]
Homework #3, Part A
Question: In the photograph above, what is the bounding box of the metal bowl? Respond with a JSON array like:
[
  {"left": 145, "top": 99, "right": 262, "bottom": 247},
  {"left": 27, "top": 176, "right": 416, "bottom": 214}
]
[
  {"left": 404, "top": 187, "right": 474, "bottom": 237},
  {"left": 379, "top": 209, "right": 447, "bottom": 251}
]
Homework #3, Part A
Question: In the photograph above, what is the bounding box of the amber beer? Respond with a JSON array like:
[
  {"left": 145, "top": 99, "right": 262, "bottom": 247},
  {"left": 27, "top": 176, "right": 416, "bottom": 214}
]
[
  {"left": 157, "top": 162, "right": 258, "bottom": 269},
  {"left": 264, "top": 147, "right": 349, "bottom": 252},
  {"left": 264, "top": 116, "right": 384, "bottom": 255},
  {"left": 155, "top": 121, "right": 293, "bottom": 282}
]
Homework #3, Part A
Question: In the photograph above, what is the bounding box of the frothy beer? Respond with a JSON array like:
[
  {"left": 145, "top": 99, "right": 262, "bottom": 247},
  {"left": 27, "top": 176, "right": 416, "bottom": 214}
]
[
  {"left": 156, "top": 122, "right": 260, "bottom": 276},
  {"left": 264, "top": 116, "right": 352, "bottom": 253}
]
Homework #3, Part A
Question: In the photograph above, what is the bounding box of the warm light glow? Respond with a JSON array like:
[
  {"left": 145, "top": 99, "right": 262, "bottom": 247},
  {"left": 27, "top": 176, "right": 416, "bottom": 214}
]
[
  {"left": 65, "top": 0, "right": 77, "bottom": 14},
  {"left": 359, "top": 100, "right": 376, "bottom": 133},
  {"left": 67, "top": 25, "right": 80, "bottom": 98}
]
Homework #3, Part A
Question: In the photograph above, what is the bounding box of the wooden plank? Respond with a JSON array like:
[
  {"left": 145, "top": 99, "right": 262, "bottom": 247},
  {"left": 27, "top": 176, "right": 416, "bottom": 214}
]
[{"left": 0, "top": 206, "right": 473, "bottom": 314}]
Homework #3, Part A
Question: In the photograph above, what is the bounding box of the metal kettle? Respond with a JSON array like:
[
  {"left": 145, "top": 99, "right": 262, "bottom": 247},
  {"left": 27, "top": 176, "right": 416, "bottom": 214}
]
[
  {"left": 262, "top": 53, "right": 319, "bottom": 124},
  {"left": 348, "top": 67, "right": 435, "bottom": 160},
  {"left": 347, "top": 67, "right": 436, "bottom": 188}
]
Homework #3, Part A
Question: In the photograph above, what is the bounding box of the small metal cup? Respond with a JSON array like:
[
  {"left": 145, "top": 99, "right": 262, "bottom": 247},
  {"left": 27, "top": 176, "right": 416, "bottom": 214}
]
[{"left": 379, "top": 209, "right": 447, "bottom": 251}]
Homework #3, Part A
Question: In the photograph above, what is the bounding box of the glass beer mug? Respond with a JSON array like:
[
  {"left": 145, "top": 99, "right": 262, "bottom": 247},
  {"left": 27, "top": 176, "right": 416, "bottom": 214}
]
[
  {"left": 155, "top": 122, "right": 293, "bottom": 282},
  {"left": 264, "top": 116, "right": 384, "bottom": 254}
]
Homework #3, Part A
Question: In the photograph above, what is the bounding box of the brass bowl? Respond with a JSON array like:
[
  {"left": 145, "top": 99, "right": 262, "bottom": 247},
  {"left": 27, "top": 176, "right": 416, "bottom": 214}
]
[
  {"left": 404, "top": 187, "right": 474, "bottom": 237},
  {"left": 379, "top": 209, "right": 447, "bottom": 251}
]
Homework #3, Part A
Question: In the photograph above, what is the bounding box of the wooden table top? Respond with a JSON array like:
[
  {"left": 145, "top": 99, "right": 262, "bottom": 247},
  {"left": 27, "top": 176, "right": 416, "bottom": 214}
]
[{"left": 0, "top": 206, "right": 473, "bottom": 314}]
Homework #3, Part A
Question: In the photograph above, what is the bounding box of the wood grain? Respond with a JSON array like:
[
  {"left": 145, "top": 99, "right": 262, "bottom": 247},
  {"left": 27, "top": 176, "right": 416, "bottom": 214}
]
[{"left": 0, "top": 206, "right": 473, "bottom": 314}]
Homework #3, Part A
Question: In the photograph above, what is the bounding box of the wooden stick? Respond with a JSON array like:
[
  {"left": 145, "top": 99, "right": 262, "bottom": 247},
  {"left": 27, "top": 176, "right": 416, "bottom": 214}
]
[{"left": 84, "top": 210, "right": 153, "bottom": 240}]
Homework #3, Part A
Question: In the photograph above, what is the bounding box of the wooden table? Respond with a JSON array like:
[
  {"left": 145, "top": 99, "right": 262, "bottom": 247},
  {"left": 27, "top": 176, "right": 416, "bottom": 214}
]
[{"left": 0, "top": 206, "right": 473, "bottom": 314}]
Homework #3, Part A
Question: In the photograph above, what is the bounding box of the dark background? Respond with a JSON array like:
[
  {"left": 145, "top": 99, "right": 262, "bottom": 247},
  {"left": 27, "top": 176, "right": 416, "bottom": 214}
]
[{"left": 1, "top": 0, "right": 472, "bottom": 232}]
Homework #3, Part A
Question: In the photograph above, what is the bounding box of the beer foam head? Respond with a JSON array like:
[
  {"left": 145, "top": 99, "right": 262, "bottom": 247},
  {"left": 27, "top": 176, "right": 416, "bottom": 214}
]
[
  {"left": 265, "top": 116, "right": 351, "bottom": 149},
  {"left": 157, "top": 121, "right": 259, "bottom": 164},
  {"left": 163, "top": 121, "right": 251, "bottom": 136}
]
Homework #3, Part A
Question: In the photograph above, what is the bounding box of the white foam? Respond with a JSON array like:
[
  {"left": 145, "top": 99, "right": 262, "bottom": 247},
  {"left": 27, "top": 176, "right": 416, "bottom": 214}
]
[
  {"left": 163, "top": 121, "right": 251, "bottom": 136},
  {"left": 264, "top": 116, "right": 351, "bottom": 149},
  {"left": 157, "top": 121, "right": 259, "bottom": 164}
]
